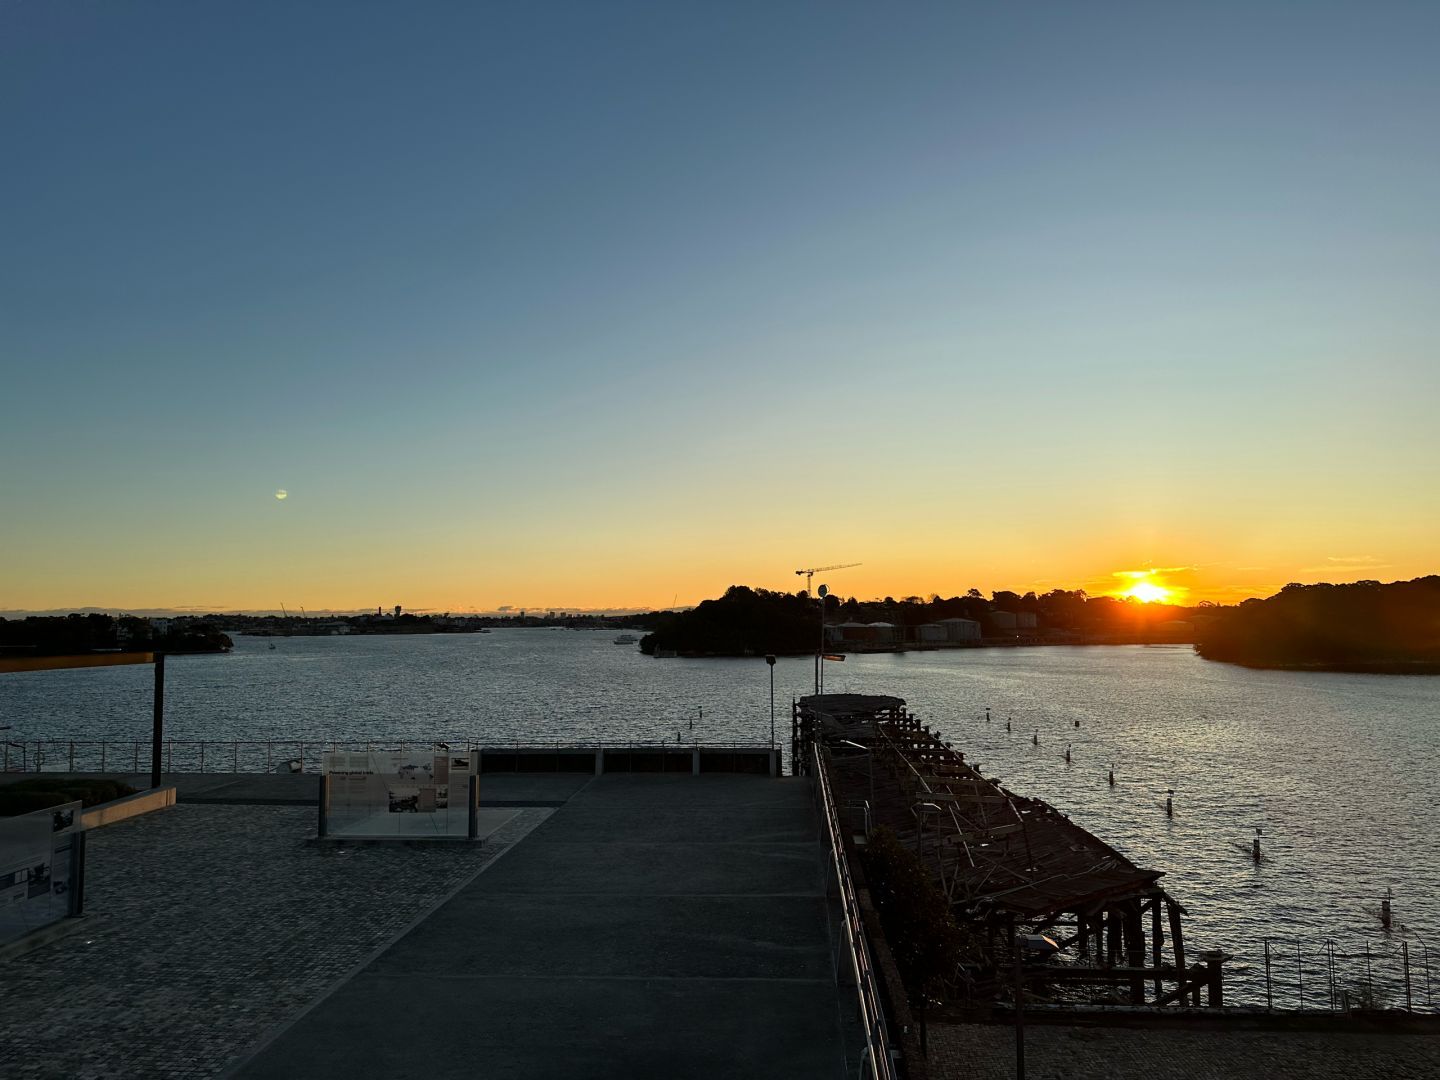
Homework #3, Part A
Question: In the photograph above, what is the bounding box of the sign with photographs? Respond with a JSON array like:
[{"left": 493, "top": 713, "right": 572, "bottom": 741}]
[
  {"left": 1, "top": 800, "right": 82, "bottom": 946},
  {"left": 322, "top": 747, "right": 477, "bottom": 837}
]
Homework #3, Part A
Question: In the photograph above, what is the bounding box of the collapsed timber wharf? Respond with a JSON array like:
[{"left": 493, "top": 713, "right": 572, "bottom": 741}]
[{"left": 793, "top": 693, "right": 1228, "bottom": 1012}]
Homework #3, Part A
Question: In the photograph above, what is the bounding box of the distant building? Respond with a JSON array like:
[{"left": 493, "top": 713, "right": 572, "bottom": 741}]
[
  {"left": 1015, "top": 612, "right": 1037, "bottom": 630},
  {"left": 937, "top": 617, "right": 982, "bottom": 641},
  {"left": 917, "top": 623, "right": 947, "bottom": 643},
  {"left": 828, "top": 622, "right": 876, "bottom": 645},
  {"left": 991, "top": 611, "right": 1017, "bottom": 631}
]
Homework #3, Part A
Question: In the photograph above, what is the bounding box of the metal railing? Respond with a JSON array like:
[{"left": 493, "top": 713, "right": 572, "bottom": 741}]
[
  {"left": 813, "top": 744, "right": 898, "bottom": 1080},
  {"left": 1257, "top": 935, "right": 1435, "bottom": 1014},
  {"left": 2, "top": 738, "right": 781, "bottom": 775}
]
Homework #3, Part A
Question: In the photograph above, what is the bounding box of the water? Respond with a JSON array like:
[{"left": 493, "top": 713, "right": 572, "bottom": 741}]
[{"left": 4, "top": 630, "right": 1438, "bottom": 1009}]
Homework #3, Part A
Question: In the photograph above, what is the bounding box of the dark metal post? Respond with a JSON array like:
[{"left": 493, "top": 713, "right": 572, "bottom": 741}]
[
  {"left": 68, "top": 831, "right": 87, "bottom": 917},
  {"left": 1326, "top": 941, "right": 1337, "bottom": 1010},
  {"left": 1424, "top": 944, "right": 1432, "bottom": 1008},
  {"left": 150, "top": 654, "right": 165, "bottom": 789},
  {"left": 1365, "top": 942, "right": 1373, "bottom": 1003},
  {"left": 467, "top": 772, "right": 478, "bottom": 839},
  {"left": 317, "top": 773, "right": 330, "bottom": 838},
  {"left": 1403, "top": 941, "right": 1413, "bottom": 1012},
  {"left": 1264, "top": 938, "right": 1273, "bottom": 1010},
  {"left": 1296, "top": 941, "right": 1305, "bottom": 1010},
  {"left": 766, "top": 655, "right": 777, "bottom": 751}
]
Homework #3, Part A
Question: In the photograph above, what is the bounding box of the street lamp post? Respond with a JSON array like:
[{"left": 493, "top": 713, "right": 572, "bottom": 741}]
[
  {"left": 815, "top": 584, "right": 829, "bottom": 695},
  {"left": 765, "top": 654, "right": 777, "bottom": 750}
]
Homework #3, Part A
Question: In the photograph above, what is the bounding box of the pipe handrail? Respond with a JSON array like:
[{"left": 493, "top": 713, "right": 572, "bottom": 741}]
[{"left": 812, "top": 743, "right": 899, "bottom": 1080}]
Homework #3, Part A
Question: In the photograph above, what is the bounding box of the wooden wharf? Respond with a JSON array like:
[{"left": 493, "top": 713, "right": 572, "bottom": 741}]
[{"left": 793, "top": 694, "right": 1228, "bottom": 1011}]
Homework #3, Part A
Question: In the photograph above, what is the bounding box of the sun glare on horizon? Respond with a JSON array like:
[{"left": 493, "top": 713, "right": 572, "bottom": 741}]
[{"left": 1123, "top": 581, "right": 1172, "bottom": 603}]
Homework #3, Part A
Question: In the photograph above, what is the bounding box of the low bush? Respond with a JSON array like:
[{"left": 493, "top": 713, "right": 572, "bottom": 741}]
[
  {"left": 861, "top": 826, "right": 980, "bottom": 994},
  {"left": 0, "top": 776, "right": 137, "bottom": 816}
]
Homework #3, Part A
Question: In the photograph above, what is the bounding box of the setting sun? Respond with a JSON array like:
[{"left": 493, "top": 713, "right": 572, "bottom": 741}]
[{"left": 1124, "top": 581, "right": 1172, "bottom": 604}]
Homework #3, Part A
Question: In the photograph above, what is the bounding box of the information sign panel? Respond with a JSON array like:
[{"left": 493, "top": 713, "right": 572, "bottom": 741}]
[
  {"left": 1, "top": 801, "right": 82, "bottom": 945},
  {"left": 322, "top": 748, "right": 476, "bottom": 838}
]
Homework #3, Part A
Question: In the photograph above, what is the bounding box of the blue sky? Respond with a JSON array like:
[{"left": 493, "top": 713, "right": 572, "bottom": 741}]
[{"left": 3, "top": 2, "right": 1437, "bottom": 611}]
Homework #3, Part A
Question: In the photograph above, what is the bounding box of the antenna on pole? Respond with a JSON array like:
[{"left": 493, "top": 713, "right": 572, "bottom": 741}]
[{"left": 794, "top": 563, "right": 860, "bottom": 695}]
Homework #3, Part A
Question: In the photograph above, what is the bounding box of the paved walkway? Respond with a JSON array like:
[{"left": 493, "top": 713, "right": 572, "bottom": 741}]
[
  {"left": 2, "top": 803, "right": 552, "bottom": 1080},
  {"left": 228, "top": 773, "right": 848, "bottom": 1080}
]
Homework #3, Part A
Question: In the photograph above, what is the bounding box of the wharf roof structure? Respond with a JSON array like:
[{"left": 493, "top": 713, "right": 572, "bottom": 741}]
[{"left": 798, "top": 694, "right": 1168, "bottom": 924}]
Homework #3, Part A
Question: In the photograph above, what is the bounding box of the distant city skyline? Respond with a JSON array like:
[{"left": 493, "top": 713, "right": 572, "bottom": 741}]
[{"left": 4, "top": 3, "right": 1436, "bottom": 614}]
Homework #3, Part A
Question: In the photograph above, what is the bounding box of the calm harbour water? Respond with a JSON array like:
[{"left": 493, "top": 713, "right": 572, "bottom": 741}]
[{"left": 5, "top": 629, "right": 1438, "bottom": 1008}]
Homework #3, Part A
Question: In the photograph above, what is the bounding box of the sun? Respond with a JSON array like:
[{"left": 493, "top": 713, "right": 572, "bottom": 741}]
[{"left": 1123, "top": 581, "right": 1171, "bottom": 604}]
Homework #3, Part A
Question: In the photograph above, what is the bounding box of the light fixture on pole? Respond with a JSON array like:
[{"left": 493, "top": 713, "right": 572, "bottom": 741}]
[{"left": 816, "top": 584, "right": 828, "bottom": 695}]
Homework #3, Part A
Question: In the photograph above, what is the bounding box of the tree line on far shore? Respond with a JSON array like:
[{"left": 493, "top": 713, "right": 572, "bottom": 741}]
[
  {"left": 0, "top": 613, "right": 233, "bottom": 656},
  {"left": 638, "top": 578, "right": 1440, "bottom": 672},
  {"left": 1192, "top": 576, "right": 1440, "bottom": 672},
  {"left": 637, "top": 584, "right": 1200, "bottom": 657}
]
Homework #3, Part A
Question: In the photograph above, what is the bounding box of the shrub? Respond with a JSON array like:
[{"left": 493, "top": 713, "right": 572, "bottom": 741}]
[
  {"left": 0, "top": 776, "right": 137, "bottom": 815},
  {"left": 861, "top": 826, "right": 979, "bottom": 993}
]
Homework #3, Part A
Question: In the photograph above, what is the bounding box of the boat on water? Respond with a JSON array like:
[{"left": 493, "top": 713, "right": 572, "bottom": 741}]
[{"left": 613, "top": 634, "right": 638, "bottom": 645}]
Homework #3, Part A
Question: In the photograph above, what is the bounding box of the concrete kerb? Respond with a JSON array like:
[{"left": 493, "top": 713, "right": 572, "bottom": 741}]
[{"left": 80, "top": 785, "right": 177, "bottom": 829}]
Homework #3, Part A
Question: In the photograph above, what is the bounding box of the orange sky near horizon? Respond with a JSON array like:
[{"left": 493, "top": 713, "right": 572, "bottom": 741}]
[{"left": 3, "top": 518, "right": 1433, "bottom": 614}]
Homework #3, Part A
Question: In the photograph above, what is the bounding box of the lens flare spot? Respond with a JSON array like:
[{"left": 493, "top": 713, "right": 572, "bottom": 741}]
[{"left": 275, "top": 489, "right": 288, "bottom": 500}]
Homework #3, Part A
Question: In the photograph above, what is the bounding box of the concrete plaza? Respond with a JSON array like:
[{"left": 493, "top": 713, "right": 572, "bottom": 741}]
[{"left": 2, "top": 771, "right": 853, "bottom": 1080}]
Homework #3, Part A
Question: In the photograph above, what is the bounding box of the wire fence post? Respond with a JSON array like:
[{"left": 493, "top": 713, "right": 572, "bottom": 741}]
[
  {"left": 133, "top": 740, "right": 139, "bottom": 772},
  {"left": 1365, "top": 942, "right": 1373, "bottom": 1004},
  {"left": 1403, "top": 941, "right": 1413, "bottom": 1012},
  {"left": 69, "top": 740, "right": 75, "bottom": 772},
  {"left": 1296, "top": 941, "right": 1305, "bottom": 1011},
  {"left": 1422, "top": 944, "right": 1434, "bottom": 1013},
  {"left": 199, "top": 741, "right": 205, "bottom": 773},
  {"left": 1263, "top": 938, "right": 1273, "bottom": 1010},
  {"left": 1424, "top": 944, "right": 1432, "bottom": 1009},
  {"left": 1326, "top": 940, "right": 1336, "bottom": 1011},
  {"left": 100, "top": 741, "right": 106, "bottom": 772},
  {"left": 233, "top": 741, "right": 239, "bottom": 772}
]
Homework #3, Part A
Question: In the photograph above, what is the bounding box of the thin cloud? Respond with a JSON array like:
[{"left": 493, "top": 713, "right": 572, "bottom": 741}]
[{"left": 1111, "top": 565, "right": 1196, "bottom": 580}]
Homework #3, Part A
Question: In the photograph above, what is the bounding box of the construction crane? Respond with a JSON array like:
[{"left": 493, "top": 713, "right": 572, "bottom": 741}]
[
  {"left": 795, "top": 563, "right": 860, "bottom": 696},
  {"left": 794, "top": 562, "right": 861, "bottom": 595}
]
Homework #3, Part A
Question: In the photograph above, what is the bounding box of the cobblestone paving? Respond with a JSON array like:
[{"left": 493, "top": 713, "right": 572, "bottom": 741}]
[
  {"left": 929, "top": 1022, "right": 1440, "bottom": 1079},
  {"left": 0, "top": 804, "right": 551, "bottom": 1080}
]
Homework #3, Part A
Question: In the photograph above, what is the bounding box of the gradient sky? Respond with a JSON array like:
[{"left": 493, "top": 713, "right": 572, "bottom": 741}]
[{"left": 3, "top": 1, "right": 1438, "bottom": 613}]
